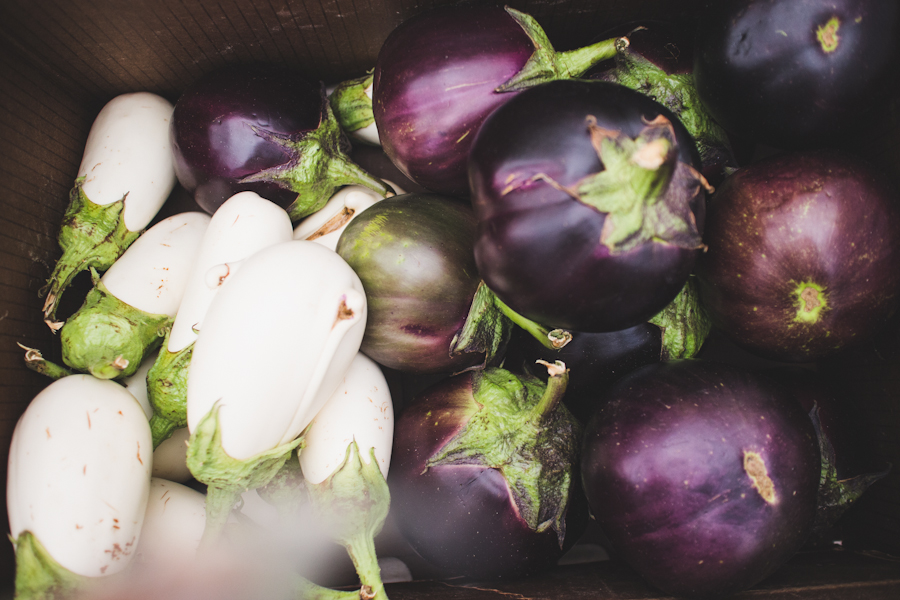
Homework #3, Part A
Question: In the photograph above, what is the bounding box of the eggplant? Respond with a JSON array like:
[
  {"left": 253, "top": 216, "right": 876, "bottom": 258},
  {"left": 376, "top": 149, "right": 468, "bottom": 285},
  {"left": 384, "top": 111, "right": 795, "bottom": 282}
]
[
  {"left": 171, "top": 64, "right": 393, "bottom": 220},
  {"left": 469, "top": 79, "right": 711, "bottom": 333},
  {"left": 693, "top": 0, "right": 900, "bottom": 149},
  {"left": 581, "top": 359, "right": 820, "bottom": 598},
  {"left": 373, "top": 5, "right": 620, "bottom": 196},
  {"left": 388, "top": 363, "right": 586, "bottom": 580},
  {"left": 696, "top": 150, "right": 900, "bottom": 362}
]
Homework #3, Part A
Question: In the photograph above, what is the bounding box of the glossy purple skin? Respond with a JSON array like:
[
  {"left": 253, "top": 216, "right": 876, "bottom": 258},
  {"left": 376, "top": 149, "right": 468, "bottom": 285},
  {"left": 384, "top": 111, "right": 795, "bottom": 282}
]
[
  {"left": 581, "top": 359, "right": 820, "bottom": 598},
  {"left": 694, "top": 0, "right": 899, "bottom": 148},
  {"left": 389, "top": 372, "right": 588, "bottom": 580},
  {"left": 171, "top": 64, "right": 324, "bottom": 214},
  {"left": 469, "top": 79, "right": 704, "bottom": 333},
  {"left": 373, "top": 6, "right": 534, "bottom": 196},
  {"left": 696, "top": 150, "right": 900, "bottom": 362}
]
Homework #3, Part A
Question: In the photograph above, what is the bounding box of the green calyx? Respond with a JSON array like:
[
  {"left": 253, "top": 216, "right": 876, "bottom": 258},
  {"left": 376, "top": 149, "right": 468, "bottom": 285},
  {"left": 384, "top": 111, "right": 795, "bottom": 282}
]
[
  {"left": 808, "top": 404, "right": 890, "bottom": 537},
  {"left": 600, "top": 36, "right": 736, "bottom": 176},
  {"left": 238, "top": 89, "right": 394, "bottom": 221},
  {"left": 186, "top": 402, "right": 303, "bottom": 551},
  {"left": 497, "top": 8, "right": 619, "bottom": 93},
  {"left": 329, "top": 71, "right": 375, "bottom": 134},
  {"left": 532, "top": 114, "right": 709, "bottom": 254},
  {"left": 648, "top": 276, "right": 711, "bottom": 360},
  {"left": 18, "top": 343, "right": 72, "bottom": 381},
  {"left": 256, "top": 448, "right": 308, "bottom": 520},
  {"left": 426, "top": 364, "right": 579, "bottom": 546},
  {"left": 306, "top": 442, "right": 392, "bottom": 600},
  {"left": 451, "top": 282, "right": 572, "bottom": 369},
  {"left": 147, "top": 331, "right": 194, "bottom": 448},
  {"left": 792, "top": 281, "right": 828, "bottom": 325},
  {"left": 41, "top": 178, "right": 142, "bottom": 329},
  {"left": 12, "top": 530, "right": 86, "bottom": 600},
  {"left": 817, "top": 17, "right": 841, "bottom": 53},
  {"left": 59, "top": 272, "right": 171, "bottom": 380}
]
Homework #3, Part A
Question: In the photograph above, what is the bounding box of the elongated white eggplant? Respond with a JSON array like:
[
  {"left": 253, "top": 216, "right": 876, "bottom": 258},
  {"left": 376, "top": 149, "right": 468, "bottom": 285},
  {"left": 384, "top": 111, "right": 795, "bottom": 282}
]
[
  {"left": 299, "top": 352, "right": 395, "bottom": 600},
  {"left": 59, "top": 212, "right": 210, "bottom": 380},
  {"left": 148, "top": 192, "right": 293, "bottom": 448},
  {"left": 42, "top": 92, "right": 177, "bottom": 327},
  {"left": 292, "top": 182, "right": 404, "bottom": 252},
  {"left": 7, "top": 375, "right": 152, "bottom": 596},
  {"left": 186, "top": 240, "right": 367, "bottom": 547}
]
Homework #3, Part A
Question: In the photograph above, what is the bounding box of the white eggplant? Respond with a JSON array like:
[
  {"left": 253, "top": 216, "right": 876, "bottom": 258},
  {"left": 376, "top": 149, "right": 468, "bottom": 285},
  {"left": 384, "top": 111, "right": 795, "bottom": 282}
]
[
  {"left": 123, "top": 354, "right": 193, "bottom": 483},
  {"left": 134, "top": 478, "right": 208, "bottom": 568},
  {"left": 185, "top": 240, "right": 367, "bottom": 546},
  {"left": 300, "top": 352, "right": 394, "bottom": 484},
  {"left": 42, "top": 92, "right": 177, "bottom": 327},
  {"left": 148, "top": 191, "right": 293, "bottom": 448},
  {"left": 292, "top": 182, "right": 404, "bottom": 252},
  {"left": 59, "top": 212, "right": 210, "bottom": 380},
  {"left": 7, "top": 375, "right": 152, "bottom": 594}
]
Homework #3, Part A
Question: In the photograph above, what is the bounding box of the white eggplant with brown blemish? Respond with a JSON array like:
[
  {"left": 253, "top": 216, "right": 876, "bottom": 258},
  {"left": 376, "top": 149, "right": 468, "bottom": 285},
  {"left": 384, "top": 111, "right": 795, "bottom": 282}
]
[
  {"left": 185, "top": 240, "right": 367, "bottom": 548},
  {"left": 148, "top": 192, "right": 293, "bottom": 448},
  {"left": 292, "top": 182, "right": 404, "bottom": 252},
  {"left": 299, "top": 352, "right": 394, "bottom": 600},
  {"left": 6, "top": 375, "right": 152, "bottom": 598},
  {"left": 59, "top": 212, "right": 210, "bottom": 381},
  {"left": 41, "top": 92, "right": 177, "bottom": 329}
]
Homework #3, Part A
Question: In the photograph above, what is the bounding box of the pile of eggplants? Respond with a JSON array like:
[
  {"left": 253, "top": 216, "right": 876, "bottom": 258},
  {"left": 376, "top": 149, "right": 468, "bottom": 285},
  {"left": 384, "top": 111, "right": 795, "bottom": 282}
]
[{"left": 18, "top": 1, "right": 900, "bottom": 599}]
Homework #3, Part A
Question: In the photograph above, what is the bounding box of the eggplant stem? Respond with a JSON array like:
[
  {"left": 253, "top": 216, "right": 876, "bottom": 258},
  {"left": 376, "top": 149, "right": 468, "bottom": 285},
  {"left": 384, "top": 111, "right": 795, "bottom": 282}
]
[
  {"left": 530, "top": 360, "right": 569, "bottom": 423},
  {"left": 292, "top": 575, "right": 364, "bottom": 600},
  {"left": 555, "top": 36, "right": 621, "bottom": 78},
  {"left": 197, "top": 484, "right": 241, "bottom": 552},
  {"left": 492, "top": 294, "right": 572, "bottom": 350},
  {"left": 18, "top": 343, "right": 72, "bottom": 380},
  {"left": 345, "top": 532, "right": 389, "bottom": 600}
]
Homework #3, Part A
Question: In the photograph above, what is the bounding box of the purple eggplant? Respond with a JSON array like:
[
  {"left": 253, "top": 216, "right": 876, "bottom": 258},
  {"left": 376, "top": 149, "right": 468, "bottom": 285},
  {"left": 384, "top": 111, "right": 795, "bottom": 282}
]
[
  {"left": 693, "top": 0, "right": 900, "bottom": 149},
  {"left": 372, "top": 5, "right": 620, "bottom": 196},
  {"left": 171, "top": 64, "right": 392, "bottom": 219},
  {"left": 388, "top": 363, "right": 586, "bottom": 580},
  {"left": 469, "top": 79, "right": 711, "bottom": 333},
  {"left": 696, "top": 150, "right": 900, "bottom": 362},
  {"left": 581, "top": 359, "right": 820, "bottom": 598}
]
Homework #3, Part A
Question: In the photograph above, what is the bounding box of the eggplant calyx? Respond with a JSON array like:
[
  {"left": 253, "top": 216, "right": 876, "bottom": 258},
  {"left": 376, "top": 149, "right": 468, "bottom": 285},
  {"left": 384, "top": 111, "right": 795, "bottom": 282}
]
[
  {"left": 12, "top": 530, "right": 87, "bottom": 600},
  {"left": 647, "top": 276, "right": 711, "bottom": 360},
  {"left": 147, "top": 331, "right": 194, "bottom": 448},
  {"left": 59, "top": 275, "right": 171, "bottom": 380},
  {"left": 329, "top": 71, "right": 376, "bottom": 134},
  {"left": 496, "top": 7, "right": 619, "bottom": 93},
  {"left": 238, "top": 89, "right": 394, "bottom": 221},
  {"left": 18, "top": 342, "right": 72, "bottom": 381},
  {"left": 187, "top": 402, "right": 304, "bottom": 551},
  {"left": 40, "top": 179, "right": 141, "bottom": 329},
  {"left": 426, "top": 367, "right": 580, "bottom": 545},
  {"left": 305, "top": 442, "right": 391, "bottom": 600}
]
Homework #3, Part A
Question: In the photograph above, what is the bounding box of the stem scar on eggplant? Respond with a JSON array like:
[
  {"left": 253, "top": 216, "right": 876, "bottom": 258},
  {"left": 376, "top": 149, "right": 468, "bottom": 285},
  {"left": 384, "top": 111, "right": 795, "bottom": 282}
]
[
  {"left": 743, "top": 450, "right": 777, "bottom": 505},
  {"left": 793, "top": 281, "right": 827, "bottom": 324},
  {"left": 307, "top": 206, "right": 355, "bottom": 240},
  {"left": 817, "top": 17, "right": 841, "bottom": 53}
]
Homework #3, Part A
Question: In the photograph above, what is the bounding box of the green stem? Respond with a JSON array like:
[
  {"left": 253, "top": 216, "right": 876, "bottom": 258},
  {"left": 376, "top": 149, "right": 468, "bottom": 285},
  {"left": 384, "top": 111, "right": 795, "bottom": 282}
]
[
  {"left": 492, "top": 294, "right": 572, "bottom": 350},
  {"left": 18, "top": 343, "right": 73, "bottom": 380},
  {"left": 345, "top": 532, "right": 388, "bottom": 600},
  {"left": 529, "top": 361, "right": 569, "bottom": 423},
  {"left": 555, "top": 36, "right": 619, "bottom": 77},
  {"left": 292, "top": 575, "right": 364, "bottom": 600},
  {"left": 197, "top": 484, "right": 242, "bottom": 552}
]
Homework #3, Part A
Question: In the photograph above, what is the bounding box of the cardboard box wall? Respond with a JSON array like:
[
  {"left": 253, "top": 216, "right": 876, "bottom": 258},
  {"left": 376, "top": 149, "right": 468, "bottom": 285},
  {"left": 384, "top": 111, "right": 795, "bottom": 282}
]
[{"left": 1, "top": 0, "right": 898, "bottom": 591}]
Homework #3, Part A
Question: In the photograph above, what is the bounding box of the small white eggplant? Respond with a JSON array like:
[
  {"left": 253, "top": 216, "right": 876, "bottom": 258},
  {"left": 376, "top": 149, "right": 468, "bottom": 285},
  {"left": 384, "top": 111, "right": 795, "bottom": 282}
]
[
  {"left": 59, "top": 212, "right": 210, "bottom": 380},
  {"left": 148, "top": 192, "right": 293, "bottom": 447},
  {"left": 292, "top": 182, "right": 404, "bottom": 252},
  {"left": 186, "top": 240, "right": 367, "bottom": 546},
  {"left": 329, "top": 73, "right": 380, "bottom": 146},
  {"left": 133, "top": 478, "right": 207, "bottom": 568},
  {"left": 42, "top": 92, "right": 177, "bottom": 327},
  {"left": 7, "top": 375, "right": 152, "bottom": 596},
  {"left": 299, "top": 352, "right": 394, "bottom": 600}
]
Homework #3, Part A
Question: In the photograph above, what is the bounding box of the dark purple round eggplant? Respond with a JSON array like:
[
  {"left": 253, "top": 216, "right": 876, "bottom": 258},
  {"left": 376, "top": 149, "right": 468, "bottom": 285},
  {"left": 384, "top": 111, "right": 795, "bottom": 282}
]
[
  {"left": 171, "top": 64, "right": 391, "bottom": 219},
  {"left": 581, "top": 359, "right": 820, "bottom": 598},
  {"left": 469, "top": 78, "right": 710, "bottom": 333},
  {"left": 693, "top": 0, "right": 900, "bottom": 149},
  {"left": 335, "top": 193, "right": 484, "bottom": 373},
  {"left": 696, "top": 150, "right": 900, "bottom": 362},
  {"left": 372, "top": 5, "right": 619, "bottom": 196},
  {"left": 388, "top": 365, "right": 586, "bottom": 580}
]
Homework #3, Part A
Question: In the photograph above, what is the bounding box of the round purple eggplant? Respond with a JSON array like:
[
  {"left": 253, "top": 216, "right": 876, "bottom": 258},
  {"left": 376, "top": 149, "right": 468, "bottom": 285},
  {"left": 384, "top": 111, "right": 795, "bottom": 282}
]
[
  {"left": 388, "top": 364, "right": 586, "bottom": 580},
  {"left": 581, "top": 359, "right": 820, "bottom": 598},
  {"left": 693, "top": 0, "right": 900, "bottom": 149},
  {"left": 696, "top": 150, "right": 900, "bottom": 362},
  {"left": 469, "top": 79, "right": 711, "bottom": 333},
  {"left": 171, "top": 64, "right": 392, "bottom": 219},
  {"left": 335, "top": 193, "right": 485, "bottom": 373},
  {"left": 372, "top": 5, "right": 619, "bottom": 196}
]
